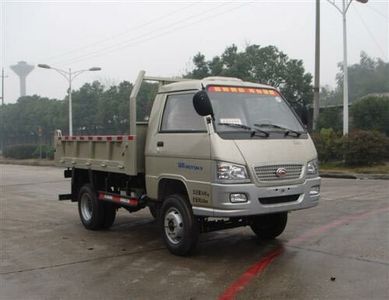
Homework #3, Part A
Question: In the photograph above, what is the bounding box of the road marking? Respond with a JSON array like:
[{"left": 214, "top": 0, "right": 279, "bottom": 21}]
[
  {"left": 219, "top": 246, "right": 284, "bottom": 300},
  {"left": 218, "top": 205, "right": 389, "bottom": 300}
]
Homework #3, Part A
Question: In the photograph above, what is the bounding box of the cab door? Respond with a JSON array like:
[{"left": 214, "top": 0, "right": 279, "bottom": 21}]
[{"left": 146, "top": 92, "right": 212, "bottom": 207}]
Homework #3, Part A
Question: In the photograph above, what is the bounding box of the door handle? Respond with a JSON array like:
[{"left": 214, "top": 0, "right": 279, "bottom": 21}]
[{"left": 157, "top": 141, "right": 164, "bottom": 147}]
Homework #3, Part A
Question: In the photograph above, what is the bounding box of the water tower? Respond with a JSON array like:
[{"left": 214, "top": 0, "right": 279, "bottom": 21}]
[{"left": 10, "top": 61, "right": 34, "bottom": 97}]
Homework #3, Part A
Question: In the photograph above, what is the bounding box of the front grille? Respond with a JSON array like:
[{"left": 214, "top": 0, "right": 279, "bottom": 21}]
[
  {"left": 254, "top": 164, "right": 303, "bottom": 181},
  {"left": 259, "top": 194, "right": 300, "bottom": 205}
]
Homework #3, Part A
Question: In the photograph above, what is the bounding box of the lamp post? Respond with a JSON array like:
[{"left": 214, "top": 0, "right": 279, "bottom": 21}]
[
  {"left": 327, "top": 0, "right": 368, "bottom": 135},
  {"left": 38, "top": 64, "right": 101, "bottom": 136},
  {"left": 1, "top": 67, "right": 6, "bottom": 152},
  {"left": 313, "top": 0, "right": 320, "bottom": 131}
]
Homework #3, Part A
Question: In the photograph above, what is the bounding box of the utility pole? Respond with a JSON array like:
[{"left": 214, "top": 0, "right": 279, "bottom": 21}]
[
  {"left": 341, "top": 0, "right": 350, "bottom": 135},
  {"left": 313, "top": 0, "right": 320, "bottom": 131},
  {"left": 1, "top": 68, "right": 4, "bottom": 105},
  {"left": 69, "top": 68, "right": 73, "bottom": 136},
  {"left": 0, "top": 67, "right": 7, "bottom": 153},
  {"left": 327, "top": 0, "right": 368, "bottom": 135}
]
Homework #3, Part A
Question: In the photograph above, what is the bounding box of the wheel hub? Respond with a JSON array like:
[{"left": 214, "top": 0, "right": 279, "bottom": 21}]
[
  {"left": 80, "top": 194, "right": 93, "bottom": 222},
  {"left": 164, "top": 208, "right": 184, "bottom": 245}
]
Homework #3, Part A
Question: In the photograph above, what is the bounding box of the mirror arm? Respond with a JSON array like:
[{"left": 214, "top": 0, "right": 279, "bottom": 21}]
[
  {"left": 206, "top": 116, "right": 215, "bottom": 135},
  {"left": 206, "top": 115, "right": 215, "bottom": 123}
]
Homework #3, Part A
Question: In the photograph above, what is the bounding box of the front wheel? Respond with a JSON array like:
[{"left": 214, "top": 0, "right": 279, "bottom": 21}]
[
  {"left": 160, "top": 194, "right": 199, "bottom": 256},
  {"left": 250, "top": 212, "right": 288, "bottom": 239},
  {"left": 148, "top": 202, "right": 160, "bottom": 220}
]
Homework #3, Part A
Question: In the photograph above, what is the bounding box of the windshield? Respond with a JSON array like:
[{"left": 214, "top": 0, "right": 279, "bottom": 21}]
[{"left": 208, "top": 86, "right": 304, "bottom": 135}]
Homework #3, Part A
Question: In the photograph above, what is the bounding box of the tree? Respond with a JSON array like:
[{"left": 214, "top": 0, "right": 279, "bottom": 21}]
[
  {"left": 0, "top": 95, "right": 66, "bottom": 146},
  {"left": 317, "top": 107, "right": 342, "bottom": 132},
  {"left": 351, "top": 96, "right": 389, "bottom": 135},
  {"left": 336, "top": 52, "right": 389, "bottom": 103},
  {"left": 0, "top": 78, "right": 159, "bottom": 149},
  {"left": 96, "top": 81, "right": 132, "bottom": 134},
  {"left": 72, "top": 81, "right": 104, "bottom": 135},
  {"left": 137, "top": 82, "right": 159, "bottom": 121},
  {"left": 186, "top": 44, "right": 313, "bottom": 108},
  {"left": 316, "top": 52, "right": 389, "bottom": 133}
]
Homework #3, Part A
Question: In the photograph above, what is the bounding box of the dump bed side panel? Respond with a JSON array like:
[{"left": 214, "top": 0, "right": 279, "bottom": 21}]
[{"left": 55, "top": 124, "right": 147, "bottom": 175}]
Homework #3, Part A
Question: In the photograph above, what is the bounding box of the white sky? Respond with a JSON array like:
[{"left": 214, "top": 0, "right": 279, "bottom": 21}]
[{"left": 1, "top": 0, "right": 388, "bottom": 103}]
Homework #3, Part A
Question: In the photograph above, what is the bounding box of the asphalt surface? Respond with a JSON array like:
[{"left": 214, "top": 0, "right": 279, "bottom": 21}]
[{"left": 1, "top": 164, "right": 388, "bottom": 300}]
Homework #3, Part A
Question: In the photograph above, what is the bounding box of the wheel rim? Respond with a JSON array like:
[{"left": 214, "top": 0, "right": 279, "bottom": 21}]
[
  {"left": 164, "top": 208, "right": 184, "bottom": 245},
  {"left": 80, "top": 193, "right": 93, "bottom": 222}
]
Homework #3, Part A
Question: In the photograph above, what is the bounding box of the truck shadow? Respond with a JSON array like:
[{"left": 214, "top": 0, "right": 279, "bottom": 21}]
[{"left": 109, "top": 213, "right": 285, "bottom": 260}]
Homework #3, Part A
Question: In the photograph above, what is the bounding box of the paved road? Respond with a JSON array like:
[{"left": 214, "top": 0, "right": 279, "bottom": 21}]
[{"left": 1, "top": 164, "right": 388, "bottom": 300}]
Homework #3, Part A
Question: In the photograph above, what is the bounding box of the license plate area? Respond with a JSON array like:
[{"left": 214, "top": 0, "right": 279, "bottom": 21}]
[{"left": 258, "top": 185, "right": 303, "bottom": 205}]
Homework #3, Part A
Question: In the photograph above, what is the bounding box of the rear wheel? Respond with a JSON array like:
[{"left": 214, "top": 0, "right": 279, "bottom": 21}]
[
  {"left": 102, "top": 202, "right": 117, "bottom": 229},
  {"left": 250, "top": 212, "right": 288, "bottom": 239},
  {"left": 78, "top": 184, "right": 116, "bottom": 230},
  {"left": 160, "top": 194, "right": 199, "bottom": 256}
]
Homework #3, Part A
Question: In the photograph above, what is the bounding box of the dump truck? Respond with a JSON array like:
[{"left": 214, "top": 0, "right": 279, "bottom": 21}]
[{"left": 55, "top": 71, "right": 321, "bottom": 255}]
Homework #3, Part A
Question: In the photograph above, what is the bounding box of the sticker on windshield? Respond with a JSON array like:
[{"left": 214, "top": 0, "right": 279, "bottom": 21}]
[
  {"left": 275, "top": 96, "right": 282, "bottom": 103},
  {"left": 220, "top": 118, "right": 242, "bottom": 125}
]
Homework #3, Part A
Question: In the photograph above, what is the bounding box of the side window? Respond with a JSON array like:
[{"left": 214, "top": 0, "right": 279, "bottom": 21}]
[{"left": 161, "top": 93, "right": 206, "bottom": 132}]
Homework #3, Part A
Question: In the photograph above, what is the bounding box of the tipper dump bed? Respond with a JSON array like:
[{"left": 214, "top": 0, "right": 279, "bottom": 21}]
[
  {"left": 54, "top": 123, "right": 147, "bottom": 175},
  {"left": 54, "top": 71, "right": 181, "bottom": 176}
]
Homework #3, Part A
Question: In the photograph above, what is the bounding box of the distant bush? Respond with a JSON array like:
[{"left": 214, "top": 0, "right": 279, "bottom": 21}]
[
  {"left": 317, "top": 108, "right": 342, "bottom": 132},
  {"left": 342, "top": 130, "right": 388, "bottom": 166},
  {"left": 312, "top": 128, "right": 343, "bottom": 163},
  {"left": 312, "top": 129, "right": 389, "bottom": 166},
  {"left": 32, "top": 145, "right": 55, "bottom": 160},
  {"left": 351, "top": 96, "right": 389, "bottom": 135},
  {"left": 3, "top": 144, "right": 55, "bottom": 160},
  {"left": 3, "top": 144, "right": 37, "bottom": 159}
]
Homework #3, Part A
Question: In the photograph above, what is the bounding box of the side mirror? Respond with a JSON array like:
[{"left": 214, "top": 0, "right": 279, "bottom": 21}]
[{"left": 193, "top": 90, "right": 214, "bottom": 117}]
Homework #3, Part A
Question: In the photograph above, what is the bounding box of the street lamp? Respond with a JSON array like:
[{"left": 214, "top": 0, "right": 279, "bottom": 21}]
[
  {"left": 1, "top": 67, "right": 7, "bottom": 152},
  {"left": 313, "top": 0, "right": 320, "bottom": 131},
  {"left": 327, "top": 0, "right": 368, "bottom": 135},
  {"left": 37, "top": 64, "right": 101, "bottom": 136}
]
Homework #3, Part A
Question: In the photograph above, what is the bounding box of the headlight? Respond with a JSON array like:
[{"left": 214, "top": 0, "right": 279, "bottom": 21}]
[
  {"left": 307, "top": 159, "right": 319, "bottom": 177},
  {"left": 216, "top": 161, "right": 250, "bottom": 183}
]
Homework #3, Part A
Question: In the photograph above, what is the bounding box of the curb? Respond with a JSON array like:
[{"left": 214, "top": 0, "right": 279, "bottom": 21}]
[
  {"left": 320, "top": 172, "right": 389, "bottom": 180},
  {"left": 0, "top": 159, "right": 55, "bottom": 167}
]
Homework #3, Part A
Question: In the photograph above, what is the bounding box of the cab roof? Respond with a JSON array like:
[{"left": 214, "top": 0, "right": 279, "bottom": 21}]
[{"left": 158, "top": 76, "right": 275, "bottom": 94}]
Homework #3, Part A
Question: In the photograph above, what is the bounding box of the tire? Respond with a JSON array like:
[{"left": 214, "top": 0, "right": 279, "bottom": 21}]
[
  {"left": 148, "top": 202, "right": 160, "bottom": 220},
  {"left": 78, "top": 184, "right": 116, "bottom": 230},
  {"left": 160, "top": 194, "right": 199, "bottom": 256},
  {"left": 102, "top": 202, "right": 117, "bottom": 229},
  {"left": 250, "top": 212, "right": 288, "bottom": 240}
]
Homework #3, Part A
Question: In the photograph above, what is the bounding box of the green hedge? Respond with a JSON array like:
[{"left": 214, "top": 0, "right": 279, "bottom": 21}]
[
  {"left": 312, "top": 129, "right": 389, "bottom": 166},
  {"left": 351, "top": 96, "right": 389, "bottom": 135},
  {"left": 32, "top": 145, "right": 55, "bottom": 160},
  {"left": 3, "top": 144, "right": 37, "bottom": 159},
  {"left": 342, "top": 130, "right": 388, "bottom": 166},
  {"left": 311, "top": 128, "right": 343, "bottom": 163},
  {"left": 3, "top": 144, "right": 54, "bottom": 160}
]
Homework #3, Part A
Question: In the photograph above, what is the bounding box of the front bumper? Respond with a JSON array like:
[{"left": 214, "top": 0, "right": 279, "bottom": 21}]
[{"left": 192, "top": 177, "right": 321, "bottom": 217}]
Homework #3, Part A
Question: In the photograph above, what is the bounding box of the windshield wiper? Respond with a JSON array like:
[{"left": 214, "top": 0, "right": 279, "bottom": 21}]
[
  {"left": 254, "top": 123, "right": 302, "bottom": 137},
  {"left": 218, "top": 122, "right": 269, "bottom": 137}
]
